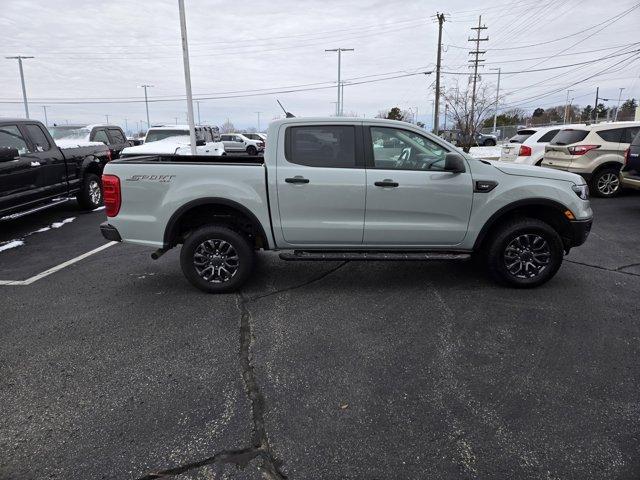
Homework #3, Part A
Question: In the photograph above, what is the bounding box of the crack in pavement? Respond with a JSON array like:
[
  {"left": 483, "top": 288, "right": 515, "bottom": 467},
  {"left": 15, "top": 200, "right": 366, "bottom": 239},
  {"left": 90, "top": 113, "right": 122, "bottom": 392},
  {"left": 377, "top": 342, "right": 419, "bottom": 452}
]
[
  {"left": 136, "top": 262, "right": 350, "bottom": 480},
  {"left": 565, "top": 259, "right": 640, "bottom": 277}
]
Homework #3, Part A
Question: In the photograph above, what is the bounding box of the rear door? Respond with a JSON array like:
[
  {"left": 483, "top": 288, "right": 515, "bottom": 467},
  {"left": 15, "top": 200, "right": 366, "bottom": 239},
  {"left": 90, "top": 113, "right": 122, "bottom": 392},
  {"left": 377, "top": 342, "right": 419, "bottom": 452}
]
[
  {"left": 276, "top": 124, "right": 366, "bottom": 245},
  {"left": 363, "top": 125, "right": 473, "bottom": 246},
  {"left": 20, "top": 123, "right": 67, "bottom": 198},
  {"left": 0, "top": 124, "right": 42, "bottom": 212}
]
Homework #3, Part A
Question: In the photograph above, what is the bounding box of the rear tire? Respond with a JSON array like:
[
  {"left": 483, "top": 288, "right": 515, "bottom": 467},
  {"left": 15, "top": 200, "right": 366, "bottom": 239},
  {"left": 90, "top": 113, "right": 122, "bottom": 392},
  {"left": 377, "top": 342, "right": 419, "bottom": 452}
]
[
  {"left": 180, "top": 225, "right": 254, "bottom": 293},
  {"left": 76, "top": 173, "right": 103, "bottom": 210},
  {"left": 484, "top": 139, "right": 497, "bottom": 146},
  {"left": 590, "top": 167, "right": 621, "bottom": 198},
  {"left": 246, "top": 145, "right": 257, "bottom": 156},
  {"left": 485, "top": 217, "right": 564, "bottom": 288}
]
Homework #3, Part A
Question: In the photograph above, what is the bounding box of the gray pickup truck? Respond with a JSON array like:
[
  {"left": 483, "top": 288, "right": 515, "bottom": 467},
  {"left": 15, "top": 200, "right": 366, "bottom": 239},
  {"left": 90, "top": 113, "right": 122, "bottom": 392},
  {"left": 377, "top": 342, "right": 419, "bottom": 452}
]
[{"left": 101, "top": 117, "right": 593, "bottom": 292}]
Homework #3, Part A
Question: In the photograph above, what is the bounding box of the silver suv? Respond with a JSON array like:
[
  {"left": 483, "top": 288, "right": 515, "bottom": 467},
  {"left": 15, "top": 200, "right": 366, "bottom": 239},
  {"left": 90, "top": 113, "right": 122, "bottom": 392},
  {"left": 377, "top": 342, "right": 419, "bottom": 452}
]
[{"left": 542, "top": 122, "right": 640, "bottom": 197}]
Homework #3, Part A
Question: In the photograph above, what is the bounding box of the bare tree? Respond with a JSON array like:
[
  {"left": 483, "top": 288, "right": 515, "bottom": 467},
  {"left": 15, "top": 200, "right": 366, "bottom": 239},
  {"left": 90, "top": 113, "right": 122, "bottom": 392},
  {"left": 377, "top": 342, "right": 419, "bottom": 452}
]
[
  {"left": 220, "top": 120, "right": 235, "bottom": 133},
  {"left": 443, "top": 82, "right": 497, "bottom": 152}
]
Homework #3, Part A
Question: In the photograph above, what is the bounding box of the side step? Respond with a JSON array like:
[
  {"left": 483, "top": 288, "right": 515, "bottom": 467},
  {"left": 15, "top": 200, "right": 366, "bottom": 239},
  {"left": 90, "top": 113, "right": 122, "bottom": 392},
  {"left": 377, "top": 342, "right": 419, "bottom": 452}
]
[
  {"left": 0, "top": 198, "right": 70, "bottom": 222},
  {"left": 279, "top": 251, "right": 472, "bottom": 261}
]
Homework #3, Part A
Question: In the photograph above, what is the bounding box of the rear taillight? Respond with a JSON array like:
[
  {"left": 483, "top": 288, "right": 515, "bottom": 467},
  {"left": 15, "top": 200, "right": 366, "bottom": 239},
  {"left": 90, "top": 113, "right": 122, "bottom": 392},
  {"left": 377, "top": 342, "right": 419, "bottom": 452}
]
[
  {"left": 102, "top": 174, "right": 121, "bottom": 217},
  {"left": 624, "top": 147, "right": 630, "bottom": 166},
  {"left": 568, "top": 144, "right": 599, "bottom": 156},
  {"left": 518, "top": 145, "right": 532, "bottom": 156}
]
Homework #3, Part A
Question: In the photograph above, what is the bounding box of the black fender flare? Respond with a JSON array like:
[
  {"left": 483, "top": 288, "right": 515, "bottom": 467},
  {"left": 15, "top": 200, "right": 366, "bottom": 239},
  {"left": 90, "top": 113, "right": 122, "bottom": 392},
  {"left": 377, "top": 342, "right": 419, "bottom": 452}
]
[
  {"left": 163, "top": 197, "right": 270, "bottom": 248},
  {"left": 473, "top": 198, "right": 571, "bottom": 251}
]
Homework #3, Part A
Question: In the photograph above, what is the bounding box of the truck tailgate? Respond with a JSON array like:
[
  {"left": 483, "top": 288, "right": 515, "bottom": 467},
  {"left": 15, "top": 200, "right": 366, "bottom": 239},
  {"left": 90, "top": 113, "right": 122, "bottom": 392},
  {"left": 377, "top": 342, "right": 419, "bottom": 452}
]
[{"left": 103, "top": 160, "right": 271, "bottom": 248}]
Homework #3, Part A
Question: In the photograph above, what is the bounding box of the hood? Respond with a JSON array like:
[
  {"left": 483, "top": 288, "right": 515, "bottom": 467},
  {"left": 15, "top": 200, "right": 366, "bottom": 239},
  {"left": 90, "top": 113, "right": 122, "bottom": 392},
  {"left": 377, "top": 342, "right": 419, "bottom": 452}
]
[{"left": 488, "top": 160, "right": 585, "bottom": 184}]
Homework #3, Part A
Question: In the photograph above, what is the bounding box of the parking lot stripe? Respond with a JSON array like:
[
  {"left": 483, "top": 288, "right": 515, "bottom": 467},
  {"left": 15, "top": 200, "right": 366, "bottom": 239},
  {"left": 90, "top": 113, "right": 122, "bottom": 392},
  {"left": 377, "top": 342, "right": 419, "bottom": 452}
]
[{"left": 0, "top": 241, "right": 117, "bottom": 286}]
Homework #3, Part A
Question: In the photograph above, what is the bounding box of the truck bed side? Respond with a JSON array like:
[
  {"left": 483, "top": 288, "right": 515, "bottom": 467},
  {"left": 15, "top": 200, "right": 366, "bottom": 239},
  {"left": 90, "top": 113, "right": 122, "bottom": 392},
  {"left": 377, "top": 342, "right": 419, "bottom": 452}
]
[{"left": 103, "top": 158, "right": 273, "bottom": 249}]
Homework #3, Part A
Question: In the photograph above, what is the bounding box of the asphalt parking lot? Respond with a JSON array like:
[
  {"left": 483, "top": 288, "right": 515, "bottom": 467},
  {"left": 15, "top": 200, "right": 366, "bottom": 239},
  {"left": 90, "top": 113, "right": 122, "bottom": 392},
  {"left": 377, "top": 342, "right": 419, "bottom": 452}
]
[{"left": 1, "top": 192, "right": 640, "bottom": 480}]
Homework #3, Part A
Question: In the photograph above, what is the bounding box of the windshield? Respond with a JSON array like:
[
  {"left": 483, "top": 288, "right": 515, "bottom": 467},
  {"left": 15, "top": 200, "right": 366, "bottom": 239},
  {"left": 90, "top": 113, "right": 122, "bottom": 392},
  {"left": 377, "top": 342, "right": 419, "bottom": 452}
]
[
  {"left": 145, "top": 129, "right": 190, "bottom": 143},
  {"left": 550, "top": 129, "right": 589, "bottom": 146},
  {"left": 48, "top": 126, "right": 90, "bottom": 140}
]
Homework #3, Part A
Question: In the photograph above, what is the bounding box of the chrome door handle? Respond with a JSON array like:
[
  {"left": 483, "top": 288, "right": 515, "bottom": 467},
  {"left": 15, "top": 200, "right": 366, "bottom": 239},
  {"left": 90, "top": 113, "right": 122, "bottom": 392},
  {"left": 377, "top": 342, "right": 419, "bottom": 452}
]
[
  {"left": 374, "top": 179, "right": 399, "bottom": 187},
  {"left": 285, "top": 176, "right": 309, "bottom": 184}
]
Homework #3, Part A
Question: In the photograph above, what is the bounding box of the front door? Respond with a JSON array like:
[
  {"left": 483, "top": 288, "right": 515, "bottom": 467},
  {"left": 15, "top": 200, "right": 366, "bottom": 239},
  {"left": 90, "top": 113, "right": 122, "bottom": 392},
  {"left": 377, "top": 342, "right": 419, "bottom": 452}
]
[
  {"left": 363, "top": 126, "right": 473, "bottom": 246},
  {"left": 20, "top": 123, "right": 67, "bottom": 198},
  {"left": 276, "top": 124, "right": 366, "bottom": 245},
  {"left": 0, "top": 124, "right": 42, "bottom": 212}
]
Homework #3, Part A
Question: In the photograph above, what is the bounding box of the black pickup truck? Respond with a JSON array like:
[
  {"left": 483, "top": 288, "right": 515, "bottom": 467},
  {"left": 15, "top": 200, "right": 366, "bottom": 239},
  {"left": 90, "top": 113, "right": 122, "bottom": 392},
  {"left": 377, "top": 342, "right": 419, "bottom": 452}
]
[{"left": 0, "top": 118, "right": 111, "bottom": 221}]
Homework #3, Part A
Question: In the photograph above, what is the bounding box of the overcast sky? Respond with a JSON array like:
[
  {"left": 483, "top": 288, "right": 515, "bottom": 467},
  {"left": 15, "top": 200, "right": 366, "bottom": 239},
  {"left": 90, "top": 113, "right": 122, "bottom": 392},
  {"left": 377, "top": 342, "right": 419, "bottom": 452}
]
[{"left": 1, "top": 0, "right": 638, "bottom": 133}]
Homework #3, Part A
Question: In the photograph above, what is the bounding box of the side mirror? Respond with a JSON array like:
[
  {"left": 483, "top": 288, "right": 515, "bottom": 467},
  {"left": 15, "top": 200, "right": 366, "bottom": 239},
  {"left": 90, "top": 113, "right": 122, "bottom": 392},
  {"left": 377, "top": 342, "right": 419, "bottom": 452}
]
[
  {"left": 196, "top": 139, "right": 206, "bottom": 146},
  {"left": 444, "top": 152, "right": 466, "bottom": 173},
  {"left": 0, "top": 147, "right": 19, "bottom": 162}
]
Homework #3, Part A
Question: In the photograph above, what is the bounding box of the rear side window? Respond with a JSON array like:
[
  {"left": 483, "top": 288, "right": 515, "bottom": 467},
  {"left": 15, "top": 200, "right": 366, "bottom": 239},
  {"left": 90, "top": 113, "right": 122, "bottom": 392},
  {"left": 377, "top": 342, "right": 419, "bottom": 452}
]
[
  {"left": 509, "top": 130, "right": 536, "bottom": 144},
  {"left": 538, "top": 129, "right": 560, "bottom": 143},
  {"left": 622, "top": 127, "right": 640, "bottom": 144},
  {"left": 92, "top": 129, "right": 110, "bottom": 144},
  {"left": 596, "top": 128, "right": 624, "bottom": 143},
  {"left": 551, "top": 130, "right": 589, "bottom": 145},
  {"left": 24, "top": 124, "right": 51, "bottom": 151},
  {"left": 631, "top": 129, "right": 640, "bottom": 146},
  {"left": 286, "top": 126, "right": 356, "bottom": 168}
]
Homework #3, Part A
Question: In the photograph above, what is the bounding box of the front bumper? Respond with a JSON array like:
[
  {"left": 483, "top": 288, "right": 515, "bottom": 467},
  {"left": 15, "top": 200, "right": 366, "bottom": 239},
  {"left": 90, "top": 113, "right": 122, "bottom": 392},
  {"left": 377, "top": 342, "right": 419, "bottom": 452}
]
[
  {"left": 568, "top": 218, "right": 592, "bottom": 248},
  {"left": 100, "top": 222, "right": 122, "bottom": 242}
]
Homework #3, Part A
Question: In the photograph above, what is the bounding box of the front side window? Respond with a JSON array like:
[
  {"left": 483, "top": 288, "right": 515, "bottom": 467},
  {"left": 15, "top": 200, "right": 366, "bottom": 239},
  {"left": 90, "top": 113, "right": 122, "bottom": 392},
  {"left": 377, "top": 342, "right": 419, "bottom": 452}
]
[
  {"left": 370, "top": 126, "right": 448, "bottom": 171},
  {"left": 0, "top": 125, "right": 30, "bottom": 154},
  {"left": 286, "top": 125, "right": 356, "bottom": 168},
  {"left": 145, "top": 129, "right": 189, "bottom": 143},
  {"left": 24, "top": 124, "right": 51, "bottom": 151},
  {"left": 221, "top": 135, "right": 231, "bottom": 141}
]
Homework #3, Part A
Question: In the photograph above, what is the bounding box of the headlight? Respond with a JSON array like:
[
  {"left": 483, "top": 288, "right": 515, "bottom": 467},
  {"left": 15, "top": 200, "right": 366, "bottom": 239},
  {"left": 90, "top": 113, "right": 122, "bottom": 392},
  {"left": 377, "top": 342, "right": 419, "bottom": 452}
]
[{"left": 572, "top": 184, "right": 589, "bottom": 200}]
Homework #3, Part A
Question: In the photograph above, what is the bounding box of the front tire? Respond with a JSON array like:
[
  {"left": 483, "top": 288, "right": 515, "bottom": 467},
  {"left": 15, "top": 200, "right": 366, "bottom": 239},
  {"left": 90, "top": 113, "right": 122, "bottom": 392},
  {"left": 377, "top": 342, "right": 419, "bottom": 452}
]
[
  {"left": 246, "top": 145, "right": 257, "bottom": 156},
  {"left": 484, "top": 139, "right": 497, "bottom": 146},
  {"left": 590, "top": 167, "right": 620, "bottom": 198},
  {"left": 76, "top": 173, "right": 103, "bottom": 210},
  {"left": 485, "top": 217, "right": 563, "bottom": 288},
  {"left": 180, "top": 225, "right": 254, "bottom": 293}
]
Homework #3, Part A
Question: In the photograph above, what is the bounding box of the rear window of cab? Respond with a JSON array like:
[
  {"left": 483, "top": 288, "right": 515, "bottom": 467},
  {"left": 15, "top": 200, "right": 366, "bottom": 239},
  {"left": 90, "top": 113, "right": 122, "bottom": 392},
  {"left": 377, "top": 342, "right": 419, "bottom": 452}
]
[
  {"left": 550, "top": 130, "right": 589, "bottom": 145},
  {"left": 509, "top": 130, "right": 536, "bottom": 144}
]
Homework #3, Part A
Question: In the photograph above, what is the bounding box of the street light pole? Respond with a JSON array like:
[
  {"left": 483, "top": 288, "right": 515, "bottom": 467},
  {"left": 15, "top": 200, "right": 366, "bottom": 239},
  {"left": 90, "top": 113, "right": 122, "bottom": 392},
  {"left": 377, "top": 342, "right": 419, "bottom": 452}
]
[
  {"left": 139, "top": 84, "right": 153, "bottom": 129},
  {"left": 255, "top": 111, "right": 262, "bottom": 131},
  {"left": 42, "top": 105, "right": 49, "bottom": 126},
  {"left": 614, "top": 87, "right": 625, "bottom": 122},
  {"left": 490, "top": 67, "right": 501, "bottom": 135},
  {"left": 178, "top": 0, "right": 197, "bottom": 155},
  {"left": 105, "top": 114, "right": 110, "bottom": 124},
  {"left": 6, "top": 56, "right": 34, "bottom": 118},
  {"left": 196, "top": 100, "right": 202, "bottom": 124},
  {"left": 325, "top": 48, "right": 354, "bottom": 116}
]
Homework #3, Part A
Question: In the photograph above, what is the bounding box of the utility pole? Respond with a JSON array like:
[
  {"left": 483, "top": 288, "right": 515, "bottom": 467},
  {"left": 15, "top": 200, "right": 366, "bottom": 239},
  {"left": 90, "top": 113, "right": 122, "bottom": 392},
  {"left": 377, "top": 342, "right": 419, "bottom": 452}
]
[
  {"left": 174, "top": 117, "right": 178, "bottom": 125},
  {"left": 563, "top": 89, "right": 574, "bottom": 124},
  {"left": 255, "top": 111, "right": 262, "bottom": 131},
  {"left": 433, "top": 13, "right": 446, "bottom": 135},
  {"left": 105, "top": 114, "right": 110, "bottom": 124},
  {"left": 178, "top": 0, "right": 197, "bottom": 155},
  {"left": 325, "top": 48, "right": 354, "bottom": 116},
  {"left": 593, "top": 86, "right": 599, "bottom": 121},
  {"left": 195, "top": 100, "right": 202, "bottom": 124},
  {"left": 139, "top": 84, "right": 153, "bottom": 129},
  {"left": 6, "top": 56, "right": 34, "bottom": 118},
  {"left": 444, "top": 104, "right": 448, "bottom": 130},
  {"left": 468, "top": 16, "right": 488, "bottom": 147},
  {"left": 42, "top": 105, "right": 49, "bottom": 126},
  {"left": 614, "top": 87, "right": 625, "bottom": 122},
  {"left": 124, "top": 118, "right": 128, "bottom": 134},
  {"left": 490, "top": 67, "right": 501, "bottom": 134}
]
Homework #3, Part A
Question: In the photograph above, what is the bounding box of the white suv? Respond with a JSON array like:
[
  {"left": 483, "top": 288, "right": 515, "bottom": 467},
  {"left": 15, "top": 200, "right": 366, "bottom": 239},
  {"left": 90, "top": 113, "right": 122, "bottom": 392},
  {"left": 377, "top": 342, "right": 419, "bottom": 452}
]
[
  {"left": 500, "top": 125, "right": 585, "bottom": 166},
  {"left": 220, "top": 133, "right": 264, "bottom": 155},
  {"left": 542, "top": 122, "right": 640, "bottom": 197}
]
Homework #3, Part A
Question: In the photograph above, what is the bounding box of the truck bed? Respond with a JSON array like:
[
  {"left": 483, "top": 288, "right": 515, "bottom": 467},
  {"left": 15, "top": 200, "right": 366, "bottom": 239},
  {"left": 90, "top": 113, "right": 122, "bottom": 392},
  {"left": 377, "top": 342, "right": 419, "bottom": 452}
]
[{"left": 112, "top": 154, "right": 265, "bottom": 165}]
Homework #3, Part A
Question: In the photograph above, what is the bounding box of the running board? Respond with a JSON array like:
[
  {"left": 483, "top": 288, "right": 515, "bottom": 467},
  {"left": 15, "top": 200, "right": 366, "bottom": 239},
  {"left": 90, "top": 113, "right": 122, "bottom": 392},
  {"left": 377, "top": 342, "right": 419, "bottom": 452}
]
[
  {"left": 0, "top": 198, "right": 71, "bottom": 221},
  {"left": 279, "top": 251, "right": 471, "bottom": 261}
]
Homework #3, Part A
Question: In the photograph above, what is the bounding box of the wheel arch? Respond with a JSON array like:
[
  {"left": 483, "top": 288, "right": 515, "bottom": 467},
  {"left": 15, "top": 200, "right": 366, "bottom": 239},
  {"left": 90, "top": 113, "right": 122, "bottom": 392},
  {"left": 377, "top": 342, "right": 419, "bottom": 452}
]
[
  {"left": 473, "top": 199, "right": 573, "bottom": 252},
  {"left": 163, "top": 197, "right": 270, "bottom": 250}
]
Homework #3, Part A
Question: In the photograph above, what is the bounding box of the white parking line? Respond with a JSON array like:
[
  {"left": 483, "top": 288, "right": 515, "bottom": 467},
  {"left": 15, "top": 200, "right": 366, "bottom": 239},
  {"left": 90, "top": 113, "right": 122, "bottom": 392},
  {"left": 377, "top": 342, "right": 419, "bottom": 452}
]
[{"left": 0, "top": 241, "right": 118, "bottom": 286}]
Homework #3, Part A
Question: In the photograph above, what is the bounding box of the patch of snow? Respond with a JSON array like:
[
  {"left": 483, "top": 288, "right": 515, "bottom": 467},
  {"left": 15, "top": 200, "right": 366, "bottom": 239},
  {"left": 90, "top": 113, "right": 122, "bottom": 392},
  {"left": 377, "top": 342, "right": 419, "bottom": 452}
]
[
  {"left": 51, "top": 217, "right": 76, "bottom": 229},
  {"left": 469, "top": 146, "right": 502, "bottom": 160},
  {"left": 34, "top": 227, "right": 51, "bottom": 233},
  {"left": 0, "top": 240, "right": 25, "bottom": 252},
  {"left": 94, "top": 206, "right": 106, "bottom": 211}
]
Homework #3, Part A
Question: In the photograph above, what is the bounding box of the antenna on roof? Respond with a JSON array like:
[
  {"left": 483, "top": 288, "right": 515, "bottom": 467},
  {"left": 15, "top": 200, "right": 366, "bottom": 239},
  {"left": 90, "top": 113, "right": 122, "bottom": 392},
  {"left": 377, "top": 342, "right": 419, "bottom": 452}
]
[{"left": 277, "top": 99, "right": 295, "bottom": 118}]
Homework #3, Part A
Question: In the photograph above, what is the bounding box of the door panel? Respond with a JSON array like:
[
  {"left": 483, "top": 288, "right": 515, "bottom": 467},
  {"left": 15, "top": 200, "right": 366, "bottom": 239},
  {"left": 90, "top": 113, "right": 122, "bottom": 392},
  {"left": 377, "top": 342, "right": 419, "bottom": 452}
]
[
  {"left": 21, "top": 123, "right": 67, "bottom": 198},
  {"left": 0, "top": 124, "right": 42, "bottom": 211},
  {"left": 364, "top": 126, "right": 473, "bottom": 246},
  {"left": 276, "top": 124, "right": 366, "bottom": 245}
]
